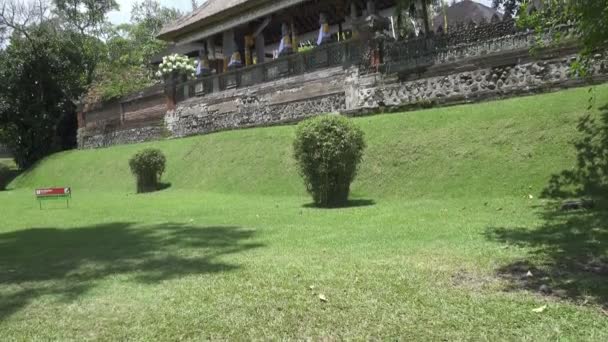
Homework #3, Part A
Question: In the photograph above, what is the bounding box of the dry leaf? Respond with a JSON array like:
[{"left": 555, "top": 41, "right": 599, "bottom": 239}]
[
  {"left": 319, "top": 294, "right": 328, "bottom": 302},
  {"left": 532, "top": 305, "right": 547, "bottom": 313}
]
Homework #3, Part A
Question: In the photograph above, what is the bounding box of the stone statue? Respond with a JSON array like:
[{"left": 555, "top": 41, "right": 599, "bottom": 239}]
[
  {"left": 278, "top": 22, "right": 293, "bottom": 56},
  {"left": 317, "top": 13, "right": 332, "bottom": 46},
  {"left": 196, "top": 44, "right": 211, "bottom": 77},
  {"left": 227, "top": 43, "right": 242, "bottom": 69}
]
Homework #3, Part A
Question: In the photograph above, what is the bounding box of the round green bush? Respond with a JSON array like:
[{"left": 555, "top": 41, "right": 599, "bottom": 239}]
[
  {"left": 0, "top": 164, "right": 11, "bottom": 191},
  {"left": 129, "top": 148, "right": 166, "bottom": 193},
  {"left": 293, "top": 115, "right": 366, "bottom": 207}
]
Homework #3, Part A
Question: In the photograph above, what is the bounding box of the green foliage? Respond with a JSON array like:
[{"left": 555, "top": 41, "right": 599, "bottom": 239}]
[
  {"left": 0, "top": 164, "right": 11, "bottom": 190},
  {"left": 511, "top": 0, "right": 608, "bottom": 56},
  {"left": 293, "top": 115, "right": 366, "bottom": 207},
  {"left": 0, "top": 24, "right": 89, "bottom": 169},
  {"left": 88, "top": 1, "right": 182, "bottom": 101},
  {"left": 129, "top": 148, "right": 166, "bottom": 193}
]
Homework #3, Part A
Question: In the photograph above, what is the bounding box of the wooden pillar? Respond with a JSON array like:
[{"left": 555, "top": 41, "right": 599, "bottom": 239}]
[
  {"left": 222, "top": 30, "right": 235, "bottom": 72},
  {"left": 366, "top": 0, "right": 376, "bottom": 15},
  {"left": 255, "top": 34, "right": 265, "bottom": 64},
  {"left": 290, "top": 18, "right": 298, "bottom": 53},
  {"left": 350, "top": 2, "right": 359, "bottom": 39},
  {"left": 244, "top": 35, "right": 254, "bottom": 66}
]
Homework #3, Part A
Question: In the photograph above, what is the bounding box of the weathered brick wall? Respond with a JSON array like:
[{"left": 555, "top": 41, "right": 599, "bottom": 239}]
[{"left": 78, "top": 87, "right": 168, "bottom": 149}]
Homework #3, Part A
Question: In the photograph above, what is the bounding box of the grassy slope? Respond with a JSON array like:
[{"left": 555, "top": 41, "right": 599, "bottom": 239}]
[
  {"left": 12, "top": 86, "right": 587, "bottom": 200},
  {"left": 1, "top": 86, "right": 607, "bottom": 340}
]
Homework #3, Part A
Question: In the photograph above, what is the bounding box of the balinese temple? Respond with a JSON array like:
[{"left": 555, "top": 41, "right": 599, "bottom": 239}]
[
  {"left": 155, "top": 0, "right": 503, "bottom": 76},
  {"left": 156, "top": 0, "right": 406, "bottom": 74}
]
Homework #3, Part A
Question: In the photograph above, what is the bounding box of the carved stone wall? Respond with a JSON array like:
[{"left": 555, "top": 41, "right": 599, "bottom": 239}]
[
  {"left": 348, "top": 53, "right": 608, "bottom": 115},
  {"left": 165, "top": 67, "right": 347, "bottom": 138},
  {"left": 78, "top": 124, "right": 166, "bottom": 149}
]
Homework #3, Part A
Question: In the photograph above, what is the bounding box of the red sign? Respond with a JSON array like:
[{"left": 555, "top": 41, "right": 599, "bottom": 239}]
[{"left": 35, "top": 188, "right": 71, "bottom": 197}]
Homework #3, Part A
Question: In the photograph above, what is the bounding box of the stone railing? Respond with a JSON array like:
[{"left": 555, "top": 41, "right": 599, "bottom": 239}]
[
  {"left": 173, "top": 39, "right": 362, "bottom": 103},
  {"left": 383, "top": 23, "right": 578, "bottom": 73}
]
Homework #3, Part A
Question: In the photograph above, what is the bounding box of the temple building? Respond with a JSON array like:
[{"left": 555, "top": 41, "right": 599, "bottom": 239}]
[{"left": 156, "top": 0, "right": 404, "bottom": 74}]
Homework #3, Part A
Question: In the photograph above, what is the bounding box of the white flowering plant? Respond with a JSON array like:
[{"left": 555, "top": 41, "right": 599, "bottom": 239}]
[{"left": 156, "top": 54, "right": 197, "bottom": 80}]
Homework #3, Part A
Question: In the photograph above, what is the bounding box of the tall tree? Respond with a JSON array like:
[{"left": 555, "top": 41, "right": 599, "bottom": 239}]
[
  {"left": 497, "top": 0, "right": 608, "bottom": 55},
  {"left": 0, "top": 0, "right": 116, "bottom": 168},
  {"left": 88, "top": 0, "right": 182, "bottom": 100}
]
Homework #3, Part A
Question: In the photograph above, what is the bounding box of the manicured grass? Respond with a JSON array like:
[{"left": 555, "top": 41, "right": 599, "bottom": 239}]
[{"left": 1, "top": 86, "right": 607, "bottom": 340}]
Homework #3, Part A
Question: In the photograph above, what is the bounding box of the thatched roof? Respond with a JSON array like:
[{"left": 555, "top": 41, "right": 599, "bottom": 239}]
[
  {"left": 432, "top": 0, "right": 502, "bottom": 31},
  {"left": 159, "top": 0, "right": 249, "bottom": 39},
  {"left": 158, "top": 0, "right": 309, "bottom": 42}
]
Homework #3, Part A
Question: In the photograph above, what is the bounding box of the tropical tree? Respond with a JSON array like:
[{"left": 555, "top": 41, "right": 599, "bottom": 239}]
[
  {"left": 493, "top": 0, "right": 608, "bottom": 54},
  {"left": 0, "top": 0, "right": 116, "bottom": 168}
]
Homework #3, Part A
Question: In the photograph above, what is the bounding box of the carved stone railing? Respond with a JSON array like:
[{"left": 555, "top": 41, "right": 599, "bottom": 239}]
[
  {"left": 174, "top": 39, "right": 362, "bottom": 103},
  {"left": 383, "top": 23, "right": 578, "bottom": 73}
]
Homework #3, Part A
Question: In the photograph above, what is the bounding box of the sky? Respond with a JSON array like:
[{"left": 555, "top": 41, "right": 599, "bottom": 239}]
[
  {"left": 108, "top": 0, "right": 197, "bottom": 24},
  {"left": 108, "top": 0, "right": 495, "bottom": 25}
]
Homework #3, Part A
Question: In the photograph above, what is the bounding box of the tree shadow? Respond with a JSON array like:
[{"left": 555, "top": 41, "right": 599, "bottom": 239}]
[
  {"left": 485, "top": 203, "right": 608, "bottom": 305},
  {"left": 0, "top": 169, "right": 21, "bottom": 191},
  {"left": 542, "top": 103, "right": 608, "bottom": 199},
  {"left": 158, "top": 182, "right": 172, "bottom": 191},
  {"left": 302, "top": 199, "right": 376, "bottom": 209},
  {"left": 485, "top": 102, "right": 608, "bottom": 307},
  {"left": 0, "top": 222, "right": 263, "bottom": 321}
]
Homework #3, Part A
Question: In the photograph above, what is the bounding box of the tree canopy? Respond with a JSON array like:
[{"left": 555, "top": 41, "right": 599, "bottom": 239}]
[{"left": 0, "top": 0, "right": 182, "bottom": 168}]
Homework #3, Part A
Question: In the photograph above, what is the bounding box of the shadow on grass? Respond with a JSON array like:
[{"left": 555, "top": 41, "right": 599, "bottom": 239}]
[
  {"left": 0, "top": 222, "right": 263, "bottom": 321},
  {"left": 0, "top": 169, "right": 21, "bottom": 192},
  {"left": 302, "top": 199, "right": 376, "bottom": 209},
  {"left": 158, "top": 182, "right": 172, "bottom": 191},
  {"left": 485, "top": 102, "right": 608, "bottom": 307}
]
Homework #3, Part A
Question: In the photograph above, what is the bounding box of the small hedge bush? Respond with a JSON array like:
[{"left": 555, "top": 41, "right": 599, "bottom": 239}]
[
  {"left": 293, "top": 115, "right": 366, "bottom": 207},
  {"left": 0, "top": 164, "right": 11, "bottom": 191},
  {"left": 129, "top": 148, "right": 166, "bottom": 193}
]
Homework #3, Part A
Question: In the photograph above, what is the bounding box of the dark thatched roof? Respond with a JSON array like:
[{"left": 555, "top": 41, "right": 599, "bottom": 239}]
[{"left": 432, "top": 0, "right": 502, "bottom": 31}]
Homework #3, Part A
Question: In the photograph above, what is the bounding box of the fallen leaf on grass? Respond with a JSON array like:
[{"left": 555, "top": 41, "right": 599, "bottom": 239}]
[
  {"left": 319, "top": 294, "right": 328, "bottom": 302},
  {"left": 532, "top": 305, "right": 547, "bottom": 313}
]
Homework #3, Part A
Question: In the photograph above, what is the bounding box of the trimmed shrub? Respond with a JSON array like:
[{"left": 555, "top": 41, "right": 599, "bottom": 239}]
[
  {"left": 0, "top": 164, "right": 11, "bottom": 191},
  {"left": 293, "top": 115, "right": 366, "bottom": 207},
  {"left": 129, "top": 149, "right": 166, "bottom": 193}
]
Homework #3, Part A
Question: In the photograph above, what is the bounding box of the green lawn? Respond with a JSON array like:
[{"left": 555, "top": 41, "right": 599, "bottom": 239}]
[{"left": 1, "top": 86, "right": 607, "bottom": 340}]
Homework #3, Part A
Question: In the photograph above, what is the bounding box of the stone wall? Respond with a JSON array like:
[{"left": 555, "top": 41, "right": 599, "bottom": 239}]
[
  {"left": 77, "top": 22, "right": 607, "bottom": 149},
  {"left": 348, "top": 49, "right": 608, "bottom": 114},
  {"left": 166, "top": 67, "right": 347, "bottom": 138},
  {"left": 77, "top": 125, "right": 166, "bottom": 150},
  {"left": 79, "top": 87, "right": 168, "bottom": 149}
]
